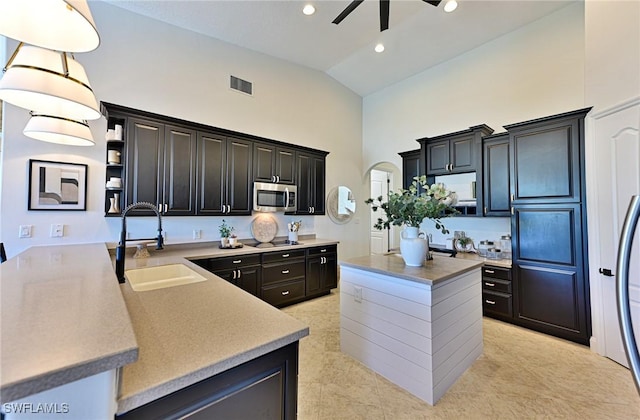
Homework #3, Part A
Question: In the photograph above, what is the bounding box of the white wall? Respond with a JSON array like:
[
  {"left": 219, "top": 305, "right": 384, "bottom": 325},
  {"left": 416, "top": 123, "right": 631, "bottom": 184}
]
[
  {"left": 362, "top": 2, "right": 585, "bottom": 242},
  {"left": 0, "top": 2, "right": 368, "bottom": 259}
]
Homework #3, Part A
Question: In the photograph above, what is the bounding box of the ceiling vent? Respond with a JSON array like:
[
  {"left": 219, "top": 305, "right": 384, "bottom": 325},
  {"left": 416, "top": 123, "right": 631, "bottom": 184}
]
[{"left": 230, "top": 75, "right": 253, "bottom": 96}]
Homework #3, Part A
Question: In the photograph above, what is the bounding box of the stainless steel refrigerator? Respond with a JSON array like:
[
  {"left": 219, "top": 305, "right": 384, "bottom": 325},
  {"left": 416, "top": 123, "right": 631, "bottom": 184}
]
[{"left": 617, "top": 195, "right": 640, "bottom": 395}]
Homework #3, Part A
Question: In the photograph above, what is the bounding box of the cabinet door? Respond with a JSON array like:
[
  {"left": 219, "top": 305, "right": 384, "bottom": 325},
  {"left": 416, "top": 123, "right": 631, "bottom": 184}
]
[
  {"left": 196, "top": 132, "right": 226, "bottom": 215},
  {"left": 163, "top": 125, "right": 197, "bottom": 215},
  {"left": 511, "top": 204, "right": 589, "bottom": 344},
  {"left": 275, "top": 147, "right": 296, "bottom": 184},
  {"left": 310, "top": 155, "right": 326, "bottom": 215},
  {"left": 450, "top": 135, "right": 474, "bottom": 172},
  {"left": 483, "top": 136, "right": 510, "bottom": 216},
  {"left": 295, "top": 153, "right": 312, "bottom": 215},
  {"left": 426, "top": 139, "right": 450, "bottom": 175},
  {"left": 226, "top": 137, "right": 253, "bottom": 215},
  {"left": 400, "top": 149, "right": 421, "bottom": 190},
  {"left": 237, "top": 266, "right": 260, "bottom": 297},
  {"left": 126, "top": 117, "right": 164, "bottom": 209},
  {"left": 305, "top": 256, "right": 322, "bottom": 296},
  {"left": 253, "top": 143, "right": 276, "bottom": 183},
  {"left": 322, "top": 253, "right": 338, "bottom": 290},
  {"left": 510, "top": 118, "right": 581, "bottom": 203}
]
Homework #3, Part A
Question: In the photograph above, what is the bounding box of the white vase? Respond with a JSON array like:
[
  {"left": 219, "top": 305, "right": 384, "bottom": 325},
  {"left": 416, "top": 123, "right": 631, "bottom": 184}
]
[{"left": 400, "top": 226, "right": 429, "bottom": 267}]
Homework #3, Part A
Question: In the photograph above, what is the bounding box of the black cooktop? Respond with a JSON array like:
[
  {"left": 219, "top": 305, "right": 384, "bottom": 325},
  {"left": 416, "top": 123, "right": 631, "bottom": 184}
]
[{"left": 255, "top": 240, "right": 303, "bottom": 248}]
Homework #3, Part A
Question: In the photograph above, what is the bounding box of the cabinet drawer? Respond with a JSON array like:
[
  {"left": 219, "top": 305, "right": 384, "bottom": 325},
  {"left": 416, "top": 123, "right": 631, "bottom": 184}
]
[
  {"left": 482, "top": 265, "right": 511, "bottom": 281},
  {"left": 261, "top": 280, "right": 305, "bottom": 307},
  {"left": 262, "top": 261, "right": 306, "bottom": 285},
  {"left": 482, "top": 278, "right": 511, "bottom": 294},
  {"left": 207, "top": 254, "right": 261, "bottom": 271},
  {"left": 262, "top": 250, "right": 306, "bottom": 263},
  {"left": 483, "top": 291, "right": 512, "bottom": 317},
  {"left": 307, "top": 245, "right": 337, "bottom": 257}
]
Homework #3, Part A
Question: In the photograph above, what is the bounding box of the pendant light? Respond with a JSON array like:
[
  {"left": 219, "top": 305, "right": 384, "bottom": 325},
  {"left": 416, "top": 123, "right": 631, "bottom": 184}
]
[
  {"left": 23, "top": 114, "right": 94, "bottom": 146},
  {"left": 0, "top": 43, "right": 101, "bottom": 121},
  {"left": 0, "top": 0, "right": 100, "bottom": 53}
]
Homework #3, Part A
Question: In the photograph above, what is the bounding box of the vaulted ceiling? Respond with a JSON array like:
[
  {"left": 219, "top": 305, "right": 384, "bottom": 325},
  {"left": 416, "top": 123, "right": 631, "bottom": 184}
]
[{"left": 104, "top": 0, "right": 576, "bottom": 96}]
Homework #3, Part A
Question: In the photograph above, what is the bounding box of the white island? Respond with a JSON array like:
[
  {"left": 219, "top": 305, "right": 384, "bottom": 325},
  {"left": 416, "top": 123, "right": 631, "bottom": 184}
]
[{"left": 340, "top": 254, "right": 483, "bottom": 405}]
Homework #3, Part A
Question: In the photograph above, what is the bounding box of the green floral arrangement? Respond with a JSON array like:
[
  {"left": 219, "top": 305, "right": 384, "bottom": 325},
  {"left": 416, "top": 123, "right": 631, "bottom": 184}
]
[
  {"left": 218, "top": 219, "right": 234, "bottom": 238},
  {"left": 365, "top": 176, "right": 457, "bottom": 234}
]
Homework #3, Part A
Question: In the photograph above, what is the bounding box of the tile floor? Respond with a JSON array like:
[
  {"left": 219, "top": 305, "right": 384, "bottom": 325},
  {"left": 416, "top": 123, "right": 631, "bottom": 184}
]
[{"left": 282, "top": 290, "right": 640, "bottom": 419}]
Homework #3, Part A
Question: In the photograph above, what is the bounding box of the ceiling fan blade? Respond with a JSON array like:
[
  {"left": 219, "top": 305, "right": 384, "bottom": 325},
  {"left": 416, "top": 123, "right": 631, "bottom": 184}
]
[
  {"left": 423, "top": 0, "right": 443, "bottom": 6},
  {"left": 332, "top": 0, "right": 365, "bottom": 25},
  {"left": 380, "top": 0, "right": 390, "bottom": 32}
]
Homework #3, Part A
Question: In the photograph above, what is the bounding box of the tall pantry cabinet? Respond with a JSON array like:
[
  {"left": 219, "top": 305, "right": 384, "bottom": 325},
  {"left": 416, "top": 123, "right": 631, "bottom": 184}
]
[{"left": 505, "top": 108, "right": 592, "bottom": 345}]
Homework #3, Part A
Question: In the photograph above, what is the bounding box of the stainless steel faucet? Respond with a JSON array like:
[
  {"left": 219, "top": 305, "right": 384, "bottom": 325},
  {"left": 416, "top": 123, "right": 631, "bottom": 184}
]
[{"left": 115, "top": 202, "right": 164, "bottom": 283}]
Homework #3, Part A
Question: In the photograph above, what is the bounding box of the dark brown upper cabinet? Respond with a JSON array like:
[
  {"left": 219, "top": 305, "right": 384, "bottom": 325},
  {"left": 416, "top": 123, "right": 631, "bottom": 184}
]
[
  {"left": 419, "top": 125, "right": 493, "bottom": 176},
  {"left": 482, "top": 133, "right": 510, "bottom": 216},
  {"left": 126, "top": 117, "right": 197, "bottom": 216},
  {"left": 196, "top": 132, "right": 252, "bottom": 216},
  {"left": 101, "top": 102, "right": 328, "bottom": 218},
  {"left": 505, "top": 110, "right": 588, "bottom": 204},
  {"left": 399, "top": 149, "right": 421, "bottom": 190},
  {"left": 292, "top": 151, "right": 326, "bottom": 215},
  {"left": 253, "top": 142, "right": 296, "bottom": 184}
]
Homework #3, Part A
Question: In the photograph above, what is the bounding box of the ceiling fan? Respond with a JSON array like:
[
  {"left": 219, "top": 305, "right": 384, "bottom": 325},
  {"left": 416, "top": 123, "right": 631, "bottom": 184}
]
[{"left": 332, "top": 0, "right": 443, "bottom": 32}]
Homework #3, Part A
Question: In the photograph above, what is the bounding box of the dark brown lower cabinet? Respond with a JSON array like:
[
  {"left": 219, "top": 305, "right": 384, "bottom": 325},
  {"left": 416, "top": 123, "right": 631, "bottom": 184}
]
[
  {"left": 511, "top": 204, "right": 590, "bottom": 345},
  {"left": 481, "top": 265, "right": 513, "bottom": 320},
  {"left": 116, "top": 342, "right": 299, "bottom": 420},
  {"left": 306, "top": 245, "right": 338, "bottom": 298}
]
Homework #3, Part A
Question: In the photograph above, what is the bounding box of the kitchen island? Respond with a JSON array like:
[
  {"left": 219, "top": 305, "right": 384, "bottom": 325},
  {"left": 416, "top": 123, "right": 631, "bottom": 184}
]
[
  {"left": 340, "top": 253, "right": 483, "bottom": 405},
  {"left": 0, "top": 242, "right": 313, "bottom": 418}
]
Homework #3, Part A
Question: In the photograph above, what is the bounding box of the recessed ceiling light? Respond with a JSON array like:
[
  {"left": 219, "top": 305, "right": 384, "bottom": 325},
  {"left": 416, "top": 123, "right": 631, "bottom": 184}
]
[
  {"left": 303, "top": 4, "right": 315, "bottom": 16},
  {"left": 374, "top": 43, "right": 385, "bottom": 53},
  {"left": 444, "top": 0, "right": 458, "bottom": 13}
]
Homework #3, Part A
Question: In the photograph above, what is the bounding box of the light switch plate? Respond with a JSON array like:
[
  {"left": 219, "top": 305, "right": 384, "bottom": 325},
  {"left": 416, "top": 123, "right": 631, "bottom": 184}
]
[
  {"left": 50, "top": 224, "right": 64, "bottom": 238},
  {"left": 19, "top": 225, "right": 32, "bottom": 238}
]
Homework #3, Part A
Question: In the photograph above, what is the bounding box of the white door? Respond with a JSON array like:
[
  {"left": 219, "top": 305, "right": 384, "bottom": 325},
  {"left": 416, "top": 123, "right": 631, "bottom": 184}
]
[
  {"left": 370, "top": 169, "right": 390, "bottom": 254},
  {"left": 590, "top": 99, "right": 640, "bottom": 367}
]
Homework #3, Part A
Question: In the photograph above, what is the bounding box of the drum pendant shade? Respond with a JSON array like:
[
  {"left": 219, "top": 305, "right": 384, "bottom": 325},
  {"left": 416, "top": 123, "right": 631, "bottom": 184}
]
[
  {"left": 0, "top": 0, "right": 100, "bottom": 53},
  {"left": 0, "top": 44, "right": 101, "bottom": 121},
  {"left": 24, "top": 114, "right": 95, "bottom": 146}
]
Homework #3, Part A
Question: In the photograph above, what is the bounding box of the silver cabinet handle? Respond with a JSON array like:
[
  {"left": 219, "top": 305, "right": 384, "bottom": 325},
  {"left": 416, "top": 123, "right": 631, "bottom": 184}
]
[
  {"left": 272, "top": 175, "right": 276, "bottom": 182},
  {"left": 282, "top": 269, "right": 290, "bottom": 274},
  {"left": 485, "top": 300, "right": 496, "bottom": 305},
  {"left": 616, "top": 195, "right": 640, "bottom": 393},
  {"left": 227, "top": 205, "right": 231, "bottom": 213},
  {"left": 232, "top": 270, "right": 236, "bottom": 280},
  {"left": 237, "top": 269, "right": 241, "bottom": 279},
  {"left": 282, "top": 254, "right": 289, "bottom": 258},
  {"left": 233, "top": 260, "right": 242, "bottom": 264},
  {"left": 276, "top": 175, "right": 280, "bottom": 183},
  {"left": 485, "top": 269, "right": 495, "bottom": 274},
  {"left": 281, "top": 290, "right": 290, "bottom": 296},
  {"left": 484, "top": 282, "right": 495, "bottom": 287},
  {"left": 320, "top": 249, "right": 327, "bottom": 253}
]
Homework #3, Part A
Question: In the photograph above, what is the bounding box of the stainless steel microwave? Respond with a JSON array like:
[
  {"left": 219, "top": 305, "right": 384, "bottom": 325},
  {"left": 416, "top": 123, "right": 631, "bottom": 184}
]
[{"left": 253, "top": 182, "right": 297, "bottom": 212}]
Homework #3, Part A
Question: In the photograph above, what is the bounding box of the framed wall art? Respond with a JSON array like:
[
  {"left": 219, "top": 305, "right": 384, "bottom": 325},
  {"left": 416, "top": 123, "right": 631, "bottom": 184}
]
[{"left": 28, "top": 159, "right": 88, "bottom": 211}]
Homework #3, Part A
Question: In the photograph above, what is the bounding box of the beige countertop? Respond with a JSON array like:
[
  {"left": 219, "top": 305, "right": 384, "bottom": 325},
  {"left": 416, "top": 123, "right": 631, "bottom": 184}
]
[
  {"left": 341, "top": 253, "right": 484, "bottom": 286},
  {"left": 0, "top": 239, "right": 337, "bottom": 411},
  {"left": 0, "top": 244, "right": 138, "bottom": 404},
  {"left": 447, "top": 250, "right": 512, "bottom": 268},
  {"left": 115, "top": 239, "right": 337, "bottom": 413}
]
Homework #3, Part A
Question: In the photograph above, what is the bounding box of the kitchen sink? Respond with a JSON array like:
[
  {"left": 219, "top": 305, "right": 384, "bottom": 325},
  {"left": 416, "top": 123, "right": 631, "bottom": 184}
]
[{"left": 125, "top": 263, "right": 208, "bottom": 292}]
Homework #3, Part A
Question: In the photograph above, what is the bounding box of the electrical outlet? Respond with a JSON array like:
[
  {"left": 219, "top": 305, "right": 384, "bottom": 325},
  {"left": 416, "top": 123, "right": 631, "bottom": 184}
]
[
  {"left": 19, "top": 225, "right": 32, "bottom": 238},
  {"left": 193, "top": 229, "right": 201, "bottom": 240},
  {"left": 354, "top": 286, "right": 363, "bottom": 303},
  {"left": 50, "top": 224, "right": 64, "bottom": 238}
]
